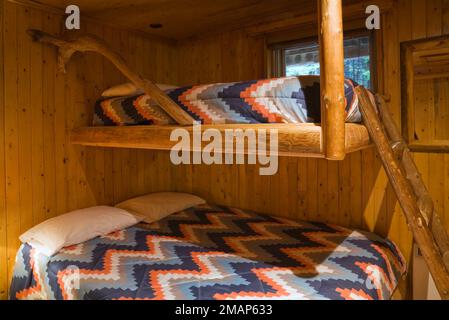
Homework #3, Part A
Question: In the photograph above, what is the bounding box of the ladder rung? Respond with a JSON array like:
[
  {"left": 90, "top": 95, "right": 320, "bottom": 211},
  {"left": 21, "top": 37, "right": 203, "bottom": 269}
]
[{"left": 390, "top": 141, "right": 406, "bottom": 159}]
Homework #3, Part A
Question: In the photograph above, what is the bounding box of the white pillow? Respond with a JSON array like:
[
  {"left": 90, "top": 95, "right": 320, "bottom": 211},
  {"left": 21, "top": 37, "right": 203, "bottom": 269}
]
[
  {"left": 101, "top": 83, "right": 178, "bottom": 98},
  {"left": 116, "top": 192, "right": 206, "bottom": 224},
  {"left": 19, "top": 206, "right": 143, "bottom": 256}
]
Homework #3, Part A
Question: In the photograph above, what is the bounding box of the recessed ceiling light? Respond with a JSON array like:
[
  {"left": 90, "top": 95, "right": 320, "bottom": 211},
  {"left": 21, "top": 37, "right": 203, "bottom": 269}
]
[{"left": 149, "top": 23, "right": 163, "bottom": 29}]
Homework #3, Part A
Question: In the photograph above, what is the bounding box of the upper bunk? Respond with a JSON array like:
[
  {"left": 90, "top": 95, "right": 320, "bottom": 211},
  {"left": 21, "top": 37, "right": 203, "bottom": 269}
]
[{"left": 27, "top": 0, "right": 388, "bottom": 160}]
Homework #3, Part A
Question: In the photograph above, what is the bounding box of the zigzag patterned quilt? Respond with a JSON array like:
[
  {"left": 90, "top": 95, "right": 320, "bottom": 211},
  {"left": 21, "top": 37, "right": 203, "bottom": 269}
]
[
  {"left": 93, "top": 76, "right": 362, "bottom": 126},
  {"left": 10, "top": 205, "right": 406, "bottom": 300}
]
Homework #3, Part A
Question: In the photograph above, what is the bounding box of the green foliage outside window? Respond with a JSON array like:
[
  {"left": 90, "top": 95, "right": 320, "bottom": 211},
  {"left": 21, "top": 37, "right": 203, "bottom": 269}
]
[{"left": 285, "top": 36, "right": 371, "bottom": 88}]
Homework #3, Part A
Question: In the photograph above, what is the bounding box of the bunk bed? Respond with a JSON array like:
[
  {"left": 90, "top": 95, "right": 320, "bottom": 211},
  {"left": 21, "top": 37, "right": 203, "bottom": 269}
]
[{"left": 26, "top": 0, "right": 449, "bottom": 300}]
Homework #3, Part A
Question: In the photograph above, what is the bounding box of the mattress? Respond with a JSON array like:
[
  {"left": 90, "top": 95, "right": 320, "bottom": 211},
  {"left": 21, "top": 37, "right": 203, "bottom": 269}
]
[
  {"left": 10, "top": 204, "right": 406, "bottom": 300},
  {"left": 93, "top": 76, "right": 362, "bottom": 126}
]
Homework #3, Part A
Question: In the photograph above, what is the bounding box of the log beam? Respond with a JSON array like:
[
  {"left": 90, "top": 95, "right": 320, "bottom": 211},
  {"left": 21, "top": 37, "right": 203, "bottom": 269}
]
[{"left": 27, "top": 29, "right": 194, "bottom": 126}]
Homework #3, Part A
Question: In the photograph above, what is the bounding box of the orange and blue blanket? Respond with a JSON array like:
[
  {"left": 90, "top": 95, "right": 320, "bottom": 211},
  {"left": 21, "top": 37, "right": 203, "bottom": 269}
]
[
  {"left": 10, "top": 205, "right": 406, "bottom": 300},
  {"left": 94, "top": 76, "right": 362, "bottom": 126}
]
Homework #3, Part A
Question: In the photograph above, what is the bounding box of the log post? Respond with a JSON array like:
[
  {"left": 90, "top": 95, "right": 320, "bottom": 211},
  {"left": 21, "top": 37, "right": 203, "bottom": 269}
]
[
  {"left": 357, "top": 87, "right": 449, "bottom": 299},
  {"left": 318, "top": 0, "right": 346, "bottom": 160},
  {"left": 27, "top": 29, "right": 195, "bottom": 126}
]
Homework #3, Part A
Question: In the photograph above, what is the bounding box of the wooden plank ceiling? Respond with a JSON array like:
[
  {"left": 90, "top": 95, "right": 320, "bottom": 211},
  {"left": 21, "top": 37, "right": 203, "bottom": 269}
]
[{"left": 29, "top": 0, "right": 363, "bottom": 39}]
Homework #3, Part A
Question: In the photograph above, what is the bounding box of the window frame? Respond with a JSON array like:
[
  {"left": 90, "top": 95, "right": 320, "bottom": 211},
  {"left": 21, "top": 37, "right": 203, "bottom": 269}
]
[{"left": 269, "top": 29, "right": 377, "bottom": 90}]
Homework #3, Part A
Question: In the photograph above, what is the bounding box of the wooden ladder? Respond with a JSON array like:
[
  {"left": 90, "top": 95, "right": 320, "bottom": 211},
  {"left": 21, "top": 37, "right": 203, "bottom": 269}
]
[{"left": 355, "top": 87, "right": 449, "bottom": 300}]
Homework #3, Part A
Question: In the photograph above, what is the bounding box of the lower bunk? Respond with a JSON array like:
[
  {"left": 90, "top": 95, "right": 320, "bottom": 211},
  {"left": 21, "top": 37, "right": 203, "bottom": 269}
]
[{"left": 10, "top": 204, "right": 406, "bottom": 300}]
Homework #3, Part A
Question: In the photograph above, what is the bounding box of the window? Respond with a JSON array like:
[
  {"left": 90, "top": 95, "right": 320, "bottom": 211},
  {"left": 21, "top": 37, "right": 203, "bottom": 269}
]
[{"left": 273, "top": 34, "right": 373, "bottom": 89}]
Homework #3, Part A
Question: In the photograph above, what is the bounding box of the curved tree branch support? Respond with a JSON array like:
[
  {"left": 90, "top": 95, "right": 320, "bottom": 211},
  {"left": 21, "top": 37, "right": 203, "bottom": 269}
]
[{"left": 27, "top": 29, "right": 194, "bottom": 126}]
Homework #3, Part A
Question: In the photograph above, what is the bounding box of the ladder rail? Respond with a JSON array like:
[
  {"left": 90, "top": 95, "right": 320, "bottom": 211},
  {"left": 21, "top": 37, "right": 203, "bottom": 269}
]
[
  {"left": 375, "top": 95, "right": 449, "bottom": 268},
  {"left": 355, "top": 86, "right": 449, "bottom": 299}
]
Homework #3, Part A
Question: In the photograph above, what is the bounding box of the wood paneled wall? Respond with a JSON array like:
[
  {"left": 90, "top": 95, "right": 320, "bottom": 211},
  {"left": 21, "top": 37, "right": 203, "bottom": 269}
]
[
  {"left": 0, "top": 0, "right": 6, "bottom": 301},
  {"left": 1, "top": 0, "right": 448, "bottom": 299},
  {"left": 388, "top": 0, "right": 449, "bottom": 235},
  {"left": 177, "top": 30, "right": 266, "bottom": 85},
  {"left": 0, "top": 0, "right": 178, "bottom": 298}
]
